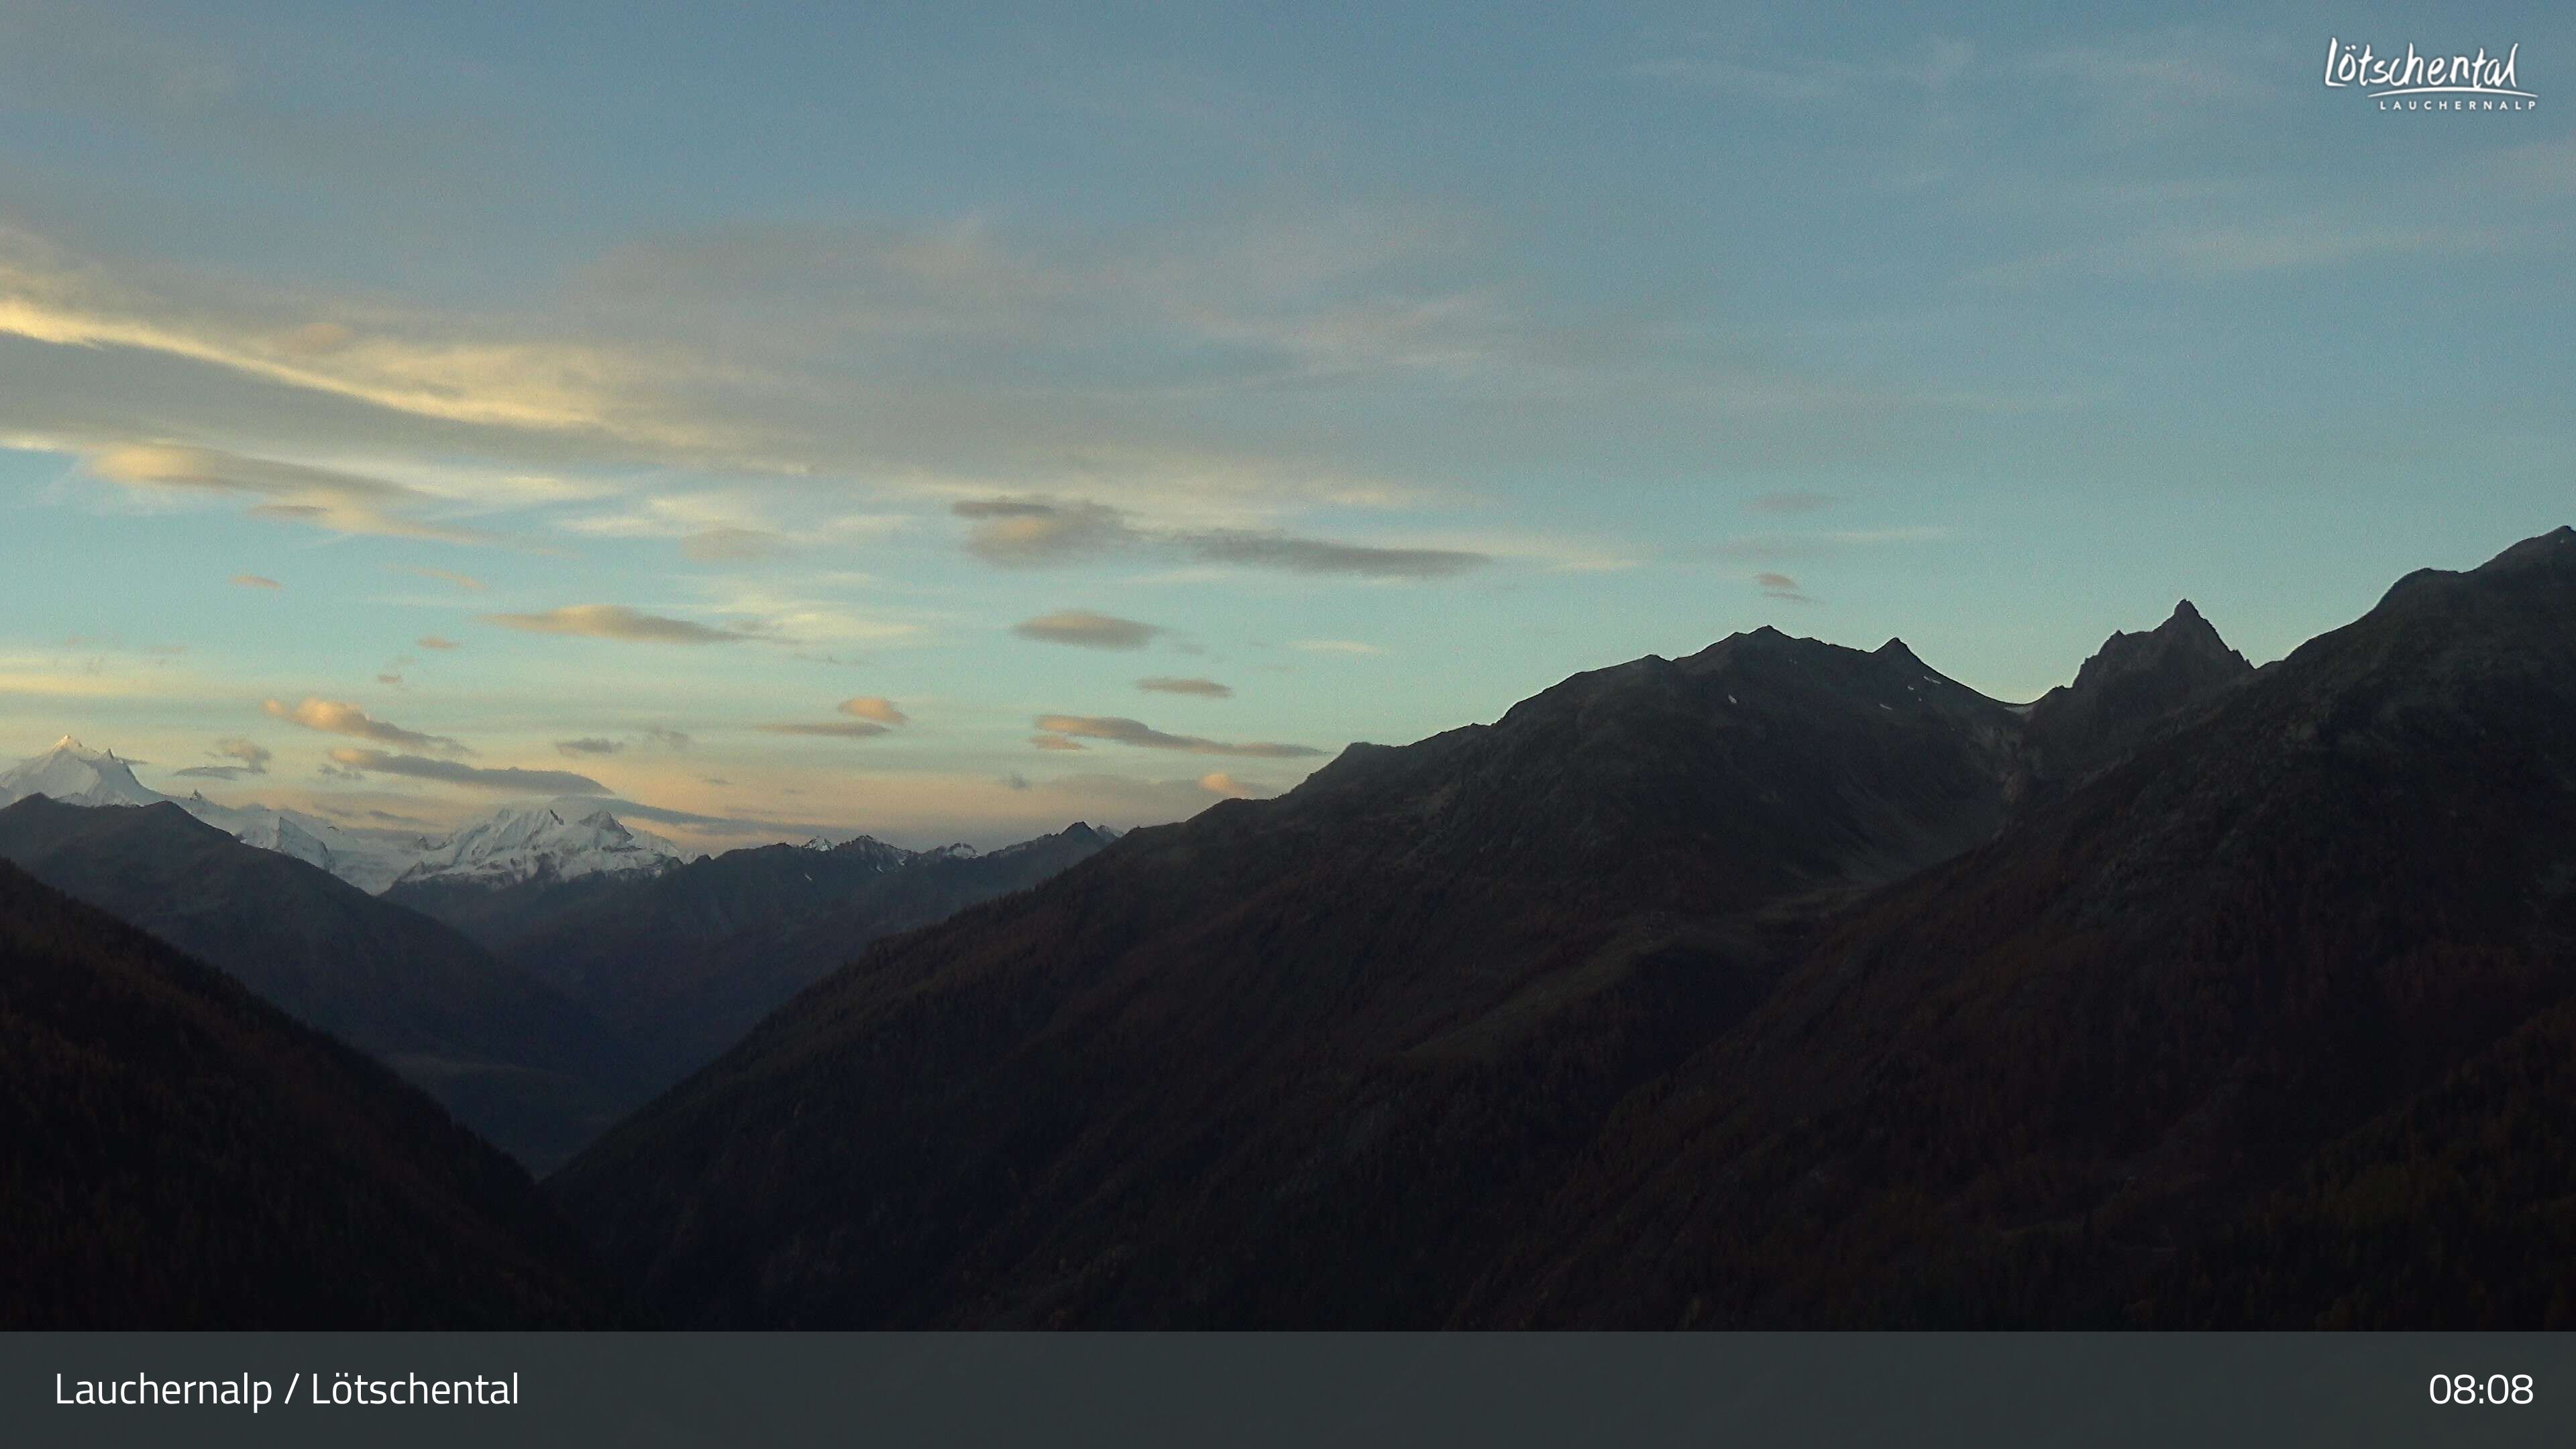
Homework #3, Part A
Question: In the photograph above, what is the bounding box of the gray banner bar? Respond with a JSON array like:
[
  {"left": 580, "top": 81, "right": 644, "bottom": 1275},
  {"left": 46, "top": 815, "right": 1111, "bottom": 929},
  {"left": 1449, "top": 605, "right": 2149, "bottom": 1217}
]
[{"left": 6, "top": 1332, "right": 2573, "bottom": 1448}]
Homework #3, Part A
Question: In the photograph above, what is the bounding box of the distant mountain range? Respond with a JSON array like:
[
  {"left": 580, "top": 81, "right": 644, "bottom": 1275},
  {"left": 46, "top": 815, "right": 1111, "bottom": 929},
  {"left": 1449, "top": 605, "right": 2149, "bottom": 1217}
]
[
  {"left": 0, "top": 857, "right": 623, "bottom": 1328},
  {"left": 553, "top": 526, "right": 2576, "bottom": 1330},
  {"left": 0, "top": 741, "right": 1118, "bottom": 1168},
  {"left": 0, "top": 796, "right": 642, "bottom": 1171},
  {"left": 396, "top": 824, "right": 1116, "bottom": 1096},
  {"left": 0, "top": 739, "right": 691, "bottom": 893}
]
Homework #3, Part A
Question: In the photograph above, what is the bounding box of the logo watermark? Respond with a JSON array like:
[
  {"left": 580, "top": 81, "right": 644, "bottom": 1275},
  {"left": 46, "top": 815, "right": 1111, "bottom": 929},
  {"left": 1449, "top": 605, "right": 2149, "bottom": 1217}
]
[{"left": 2324, "top": 39, "right": 2536, "bottom": 111}]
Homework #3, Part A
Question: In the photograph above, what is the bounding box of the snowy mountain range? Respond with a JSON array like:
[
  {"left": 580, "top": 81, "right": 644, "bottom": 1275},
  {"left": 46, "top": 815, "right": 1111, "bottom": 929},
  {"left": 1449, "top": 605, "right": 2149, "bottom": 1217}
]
[
  {"left": 389, "top": 804, "right": 688, "bottom": 888},
  {"left": 0, "top": 737, "right": 692, "bottom": 894}
]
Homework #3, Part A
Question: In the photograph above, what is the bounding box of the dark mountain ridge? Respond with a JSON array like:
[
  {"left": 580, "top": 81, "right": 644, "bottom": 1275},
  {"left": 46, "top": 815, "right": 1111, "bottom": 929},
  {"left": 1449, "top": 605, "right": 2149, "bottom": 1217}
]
[
  {"left": 2013, "top": 599, "right": 2254, "bottom": 795},
  {"left": 558, "top": 527, "right": 2576, "bottom": 1328},
  {"left": 0, "top": 859, "right": 623, "bottom": 1327},
  {"left": 384, "top": 831, "right": 912, "bottom": 953},
  {"left": 0, "top": 796, "right": 639, "bottom": 1170},
  {"left": 429, "top": 824, "right": 1118, "bottom": 1099},
  {"left": 1461, "top": 525, "right": 2576, "bottom": 1327},
  {"left": 551, "top": 626, "right": 2065, "bottom": 1326}
]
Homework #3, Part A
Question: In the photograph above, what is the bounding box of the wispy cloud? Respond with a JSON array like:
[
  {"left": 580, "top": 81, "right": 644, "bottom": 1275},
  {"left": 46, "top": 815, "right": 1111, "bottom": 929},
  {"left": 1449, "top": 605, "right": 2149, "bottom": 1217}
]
[
  {"left": 1711, "top": 526, "right": 1956, "bottom": 562},
  {"left": 1138, "top": 676, "right": 1232, "bottom": 698},
  {"left": 681, "top": 526, "right": 788, "bottom": 562},
  {"left": 555, "top": 737, "right": 623, "bottom": 757},
  {"left": 415, "top": 635, "right": 463, "bottom": 651},
  {"left": 170, "top": 736, "right": 273, "bottom": 780},
  {"left": 390, "top": 564, "right": 488, "bottom": 591},
  {"left": 1971, "top": 222, "right": 2520, "bottom": 286},
  {"left": 1188, "top": 529, "right": 1485, "bottom": 579},
  {"left": 262, "top": 696, "right": 468, "bottom": 754},
  {"left": 561, "top": 493, "right": 798, "bottom": 563},
  {"left": 229, "top": 572, "right": 282, "bottom": 590},
  {"left": 757, "top": 720, "right": 892, "bottom": 739},
  {"left": 1290, "top": 639, "right": 1383, "bottom": 655},
  {"left": 87, "top": 442, "right": 496, "bottom": 543},
  {"left": 483, "top": 604, "right": 752, "bottom": 645},
  {"left": 0, "top": 223, "right": 709, "bottom": 445},
  {"left": 757, "top": 694, "right": 910, "bottom": 738},
  {"left": 1032, "top": 714, "right": 1323, "bottom": 758},
  {"left": 955, "top": 496, "right": 1487, "bottom": 580},
  {"left": 955, "top": 497, "right": 1134, "bottom": 565},
  {"left": 326, "top": 748, "right": 608, "bottom": 794},
  {"left": 1755, "top": 570, "right": 1816, "bottom": 604},
  {"left": 1011, "top": 609, "right": 1161, "bottom": 650},
  {"left": 691, "top": 584, "right": 924, "bottom": 647}
]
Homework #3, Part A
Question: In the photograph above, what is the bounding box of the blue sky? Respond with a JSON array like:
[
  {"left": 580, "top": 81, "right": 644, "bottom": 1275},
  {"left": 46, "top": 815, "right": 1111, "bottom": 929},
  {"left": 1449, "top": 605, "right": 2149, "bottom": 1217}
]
[{"left": 1, "top": 1, "right": 2568, "bottom": 847}]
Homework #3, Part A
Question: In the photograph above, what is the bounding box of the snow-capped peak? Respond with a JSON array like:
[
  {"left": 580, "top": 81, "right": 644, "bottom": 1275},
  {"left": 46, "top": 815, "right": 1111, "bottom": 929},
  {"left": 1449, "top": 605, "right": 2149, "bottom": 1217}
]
[
  {"left": 392, "top": 800, "right": 686, "bottom": 888},
  {"left": 0, "top": 737, "right": 165, "bottom": 810},
  {"left": 2, "top": 737, "right": 747, "bottom": 896}
]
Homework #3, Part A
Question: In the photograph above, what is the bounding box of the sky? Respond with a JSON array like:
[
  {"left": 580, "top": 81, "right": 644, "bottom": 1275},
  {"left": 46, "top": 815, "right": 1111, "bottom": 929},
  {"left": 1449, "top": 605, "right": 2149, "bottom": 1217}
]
[{"left": 0, "top": 1, "right": 2568, "bottom": 849}]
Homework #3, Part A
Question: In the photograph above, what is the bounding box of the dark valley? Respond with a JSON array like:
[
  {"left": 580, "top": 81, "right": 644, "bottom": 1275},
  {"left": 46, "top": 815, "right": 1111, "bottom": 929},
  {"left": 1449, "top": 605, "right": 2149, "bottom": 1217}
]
[{"left": 0, "top": 860, "right": 621, "bottom": 1328}]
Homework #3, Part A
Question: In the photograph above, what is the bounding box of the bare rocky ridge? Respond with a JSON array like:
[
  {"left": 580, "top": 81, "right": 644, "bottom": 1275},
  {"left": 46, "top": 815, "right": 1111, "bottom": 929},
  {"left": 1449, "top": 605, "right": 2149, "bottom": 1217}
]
[{"left": 2012, "top": 598, "right": 2255, "bottom": 798}]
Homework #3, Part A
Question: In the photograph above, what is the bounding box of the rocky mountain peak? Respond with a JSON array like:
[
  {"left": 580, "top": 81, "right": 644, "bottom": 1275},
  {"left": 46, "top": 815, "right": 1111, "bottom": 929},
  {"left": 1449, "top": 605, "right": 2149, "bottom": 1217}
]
[{"left": 2018, "top": 600, "right": 2254, "bottom": 791}]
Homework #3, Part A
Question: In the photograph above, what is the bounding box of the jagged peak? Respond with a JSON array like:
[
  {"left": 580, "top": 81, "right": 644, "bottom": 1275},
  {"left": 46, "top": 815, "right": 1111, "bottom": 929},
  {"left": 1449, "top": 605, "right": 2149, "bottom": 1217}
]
[
  {"left": 2064, "top": 598, "right": 2247, "bottom": 691},
  {"left": 2477, "top": 524, "right": 2575, "bottom": 574},
  {"left": 38, "top": 735, "right": 127, "bottom": 763}
]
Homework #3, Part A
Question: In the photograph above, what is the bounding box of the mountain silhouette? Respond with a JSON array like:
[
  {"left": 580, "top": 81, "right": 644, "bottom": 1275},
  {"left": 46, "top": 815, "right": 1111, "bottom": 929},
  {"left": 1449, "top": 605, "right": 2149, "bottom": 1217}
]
[
  {"left": 1464, "top": 526, "right": 2576, "bottom": 1327},
  {"left": 517, "top": 825, "right": 1113, "bottom": 1094},
  {"left": 2012, "top": 598, "right": 2254, "bottom": 798},
  {"left": 555, "top": 526, "right": 2576, "bottom": 1328},
  {"left": 553, "top": 623, "right": 2043, "bottom": 1325},
  {"left": 0, "top": 796, "right": 640, "bottom": 1170},
  {"left": 0, "top": 859, "right": 623, "bottom": 1327}
]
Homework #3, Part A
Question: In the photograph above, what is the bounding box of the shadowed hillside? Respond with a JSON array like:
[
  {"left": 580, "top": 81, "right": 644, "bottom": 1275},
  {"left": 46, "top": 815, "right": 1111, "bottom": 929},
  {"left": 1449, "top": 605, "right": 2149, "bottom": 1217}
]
[
  {"left": 1464, "top": 527, "right": 2576, "bottom": 1327},
  {"left": 556, "top": 528, "right": 2576, "bottom": 1329},
  {"left": 553, "top": 627, "right": 2037, "bottom": 1326},
  {"left": 0, "top": 797, "right": 639, "bottom": 1170},
  {"left": 0, "top": 860, "right": 625, "bottom": 1328}
]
